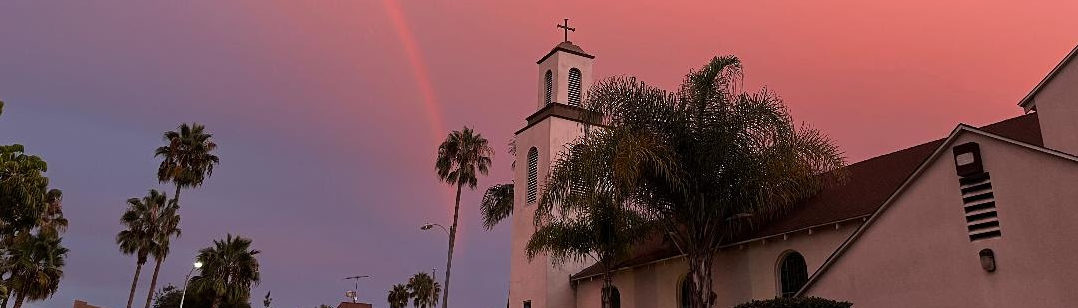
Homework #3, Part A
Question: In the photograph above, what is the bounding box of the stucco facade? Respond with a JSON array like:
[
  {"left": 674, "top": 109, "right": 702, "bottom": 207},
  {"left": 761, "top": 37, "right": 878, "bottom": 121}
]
[
  {"left": 573, "top": 223, "right": 858, "bottom": 308},
  {"left": 509, "top": 41, "right": 1078, "bottom": 308},
  {"left": 806, "top": 130, "right": 1078, "bottom": 307}
]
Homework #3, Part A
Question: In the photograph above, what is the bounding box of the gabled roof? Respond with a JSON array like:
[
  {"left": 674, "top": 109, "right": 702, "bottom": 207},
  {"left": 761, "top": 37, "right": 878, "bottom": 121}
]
[
  {"left": 1019, "top": 43, "right": 1078, "bottom": 111},
  {"left": 537, "top": 41, "right": 595, "bottom": 64},
  {"left": 798, "top": 116, "right": 1077, "bottom": 295},
  {"left": 571, "top": 113, "right": 1042, "bottom": 281}
]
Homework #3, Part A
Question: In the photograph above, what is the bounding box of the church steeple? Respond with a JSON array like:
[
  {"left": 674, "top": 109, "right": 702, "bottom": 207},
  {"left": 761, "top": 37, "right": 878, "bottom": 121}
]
[
  {"left": 509, "top": 20, "right": 599, "bottom": 308},
  {"left": 535, "top": 19, "right": 595, "bottom": 110}
]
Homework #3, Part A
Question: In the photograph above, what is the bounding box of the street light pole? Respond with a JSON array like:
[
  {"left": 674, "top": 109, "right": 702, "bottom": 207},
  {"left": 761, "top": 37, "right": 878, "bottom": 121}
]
[
  {"left": 179, "top": 261, "right": 203, "bottom": 308},
  {"left": 421, "top": 223, "right": 451, "bottom": 308}
]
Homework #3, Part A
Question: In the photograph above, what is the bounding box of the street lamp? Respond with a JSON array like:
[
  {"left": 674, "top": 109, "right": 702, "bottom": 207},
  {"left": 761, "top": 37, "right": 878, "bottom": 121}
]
[
  {"left": 421, "top": 223, "right": 449, "bottom": 235},
  {"left": 421, "top": 223, "right": 451, "bottom": 308},
  {"left": 179, "top": 261, "right": 203, "bottom": 308}
]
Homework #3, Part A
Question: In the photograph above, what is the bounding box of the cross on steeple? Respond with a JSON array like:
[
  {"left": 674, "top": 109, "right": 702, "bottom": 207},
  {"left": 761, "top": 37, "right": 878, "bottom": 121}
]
[{"left": 557, "top": 18, "right": 575, "bottom": 42}]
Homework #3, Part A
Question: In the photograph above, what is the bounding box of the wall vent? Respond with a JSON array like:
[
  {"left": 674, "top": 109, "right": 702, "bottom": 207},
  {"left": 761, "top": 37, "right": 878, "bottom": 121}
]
[
  {"left": 953, "top": 142, "right": 1001, "bottom": 242},
  {"left": 961, "top": 172, "right": 1001, "bottom": 241}
]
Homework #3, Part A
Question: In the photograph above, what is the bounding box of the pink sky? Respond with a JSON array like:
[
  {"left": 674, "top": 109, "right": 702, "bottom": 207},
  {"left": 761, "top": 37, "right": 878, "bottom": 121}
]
[{"left": 0, "top": 1, "right": 1074, "bottom": 307}]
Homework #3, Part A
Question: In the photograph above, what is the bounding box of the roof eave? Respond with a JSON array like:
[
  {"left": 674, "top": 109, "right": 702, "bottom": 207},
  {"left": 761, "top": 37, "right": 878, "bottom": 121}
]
[
  {"left": 1017, "top": 43, "right": 1078, "bottom": 111},
  {"left": 796, "top": 124, "right": 1078, "bottom": 296}
]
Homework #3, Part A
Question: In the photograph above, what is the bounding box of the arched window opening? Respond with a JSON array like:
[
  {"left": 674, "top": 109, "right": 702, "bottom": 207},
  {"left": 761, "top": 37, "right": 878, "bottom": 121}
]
[
  {"left": 568, "top": 68, "right": 582, "bottom": 107},
  {"left": 679, "top": 276, "right": 693, "bottom": 308},
  {"left": 544, "top": 70, "right": 554, "bottom": 105},
  {"left": 778, "top": 251, "right": 808, "bottom": 297},
  {"left": 603, "top": 286, "right": 621, "bottom": 308},
  {"left": 526, "top": 147, "right": 539, "bottom": 203}
]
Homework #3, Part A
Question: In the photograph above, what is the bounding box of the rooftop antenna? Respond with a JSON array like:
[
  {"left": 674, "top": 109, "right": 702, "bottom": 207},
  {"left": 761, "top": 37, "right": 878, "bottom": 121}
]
[{"left": 344, "top": 275, "right": 370, "bottom": 303}]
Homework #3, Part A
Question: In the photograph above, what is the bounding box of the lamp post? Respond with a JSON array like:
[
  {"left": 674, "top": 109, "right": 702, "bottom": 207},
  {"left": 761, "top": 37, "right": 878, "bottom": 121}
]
[
  {"left": 421, "top": 223, "right": 450, "bottom": 308},
  {"left": 179, "top": 261, "right": 203, "bottom": 308}
]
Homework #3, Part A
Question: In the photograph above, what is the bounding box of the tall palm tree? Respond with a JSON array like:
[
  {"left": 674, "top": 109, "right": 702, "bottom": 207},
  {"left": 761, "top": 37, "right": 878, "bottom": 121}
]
[
  {"left": 191, "top": 234, "right": 260, "bottom": 308},
  {"left": 143, "top": 199, "right": 181, "bottom": 308},
  {"left": 155, "top": 123, "right": 220, "bottom": 205},
  {"left": 548, "top": 56, "right": 845, "bottom": 307},
  {"left": 6, "top": 233, "right": 67, "bottom": 308},
  {"left": 406, "top": 272, "right": 441, "bottom": 308},
  {"left": 118, "top": 191, "right": 167, "bottom": 308},
  {"left": 386, "top": 284, "right": 409, "bottom": 308},
  {"left": 434, "top": 126, "right": 492, "bottom": 308}
]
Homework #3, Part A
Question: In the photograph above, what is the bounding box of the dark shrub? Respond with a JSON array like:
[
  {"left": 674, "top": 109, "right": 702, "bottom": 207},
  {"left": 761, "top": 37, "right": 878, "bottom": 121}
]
[{"left": 733, "top": 296, "right": 852, "bottom": 308}]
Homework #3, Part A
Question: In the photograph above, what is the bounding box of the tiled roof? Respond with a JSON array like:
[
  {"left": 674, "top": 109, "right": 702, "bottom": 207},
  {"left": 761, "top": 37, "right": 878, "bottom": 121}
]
[
  {"left": 571, "top": 113, "right": 1042, "bottom": 280},
  {"left": 336, "top": 302, "right": 374, "bottom": 308}
]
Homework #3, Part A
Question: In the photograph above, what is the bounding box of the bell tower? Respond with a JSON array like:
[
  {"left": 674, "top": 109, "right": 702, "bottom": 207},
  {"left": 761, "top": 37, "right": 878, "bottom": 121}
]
[{"left": 509, "top": 20, "right": 600, "bottom": 308}]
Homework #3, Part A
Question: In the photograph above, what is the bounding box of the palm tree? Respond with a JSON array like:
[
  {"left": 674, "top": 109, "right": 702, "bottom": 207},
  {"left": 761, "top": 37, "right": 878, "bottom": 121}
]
[
  {"left": 434, "top": 126, "right": 492, "bottom": 308},
  {"left": 406, "top": 272, "right": 441, "bottom": 308},
  {"left": 386, "top": 284, "right": 409, "bottom": 308},
  {"left": 191, "top": 234, "right": 261, "bottom": 308},
  {"left": 529, "top": 141, "right": 651, "bottom": 308},
  {"left": 6, "top": 233, "right": 67, "bottom": 308},
  {"left": 144, "top": 198, "right": 181, "bottom": 308},
  {"left": 155, "top": 123, "right": 220, "bottom": 205},
  {"left": 480, "top": 183, "right": 514, "bottom": 230},
  {"left": 118, "top": 191, "right": 167, "bottom": 308},
  {"left": 548, "top": 56, "right": 845, "bottom": 307}
]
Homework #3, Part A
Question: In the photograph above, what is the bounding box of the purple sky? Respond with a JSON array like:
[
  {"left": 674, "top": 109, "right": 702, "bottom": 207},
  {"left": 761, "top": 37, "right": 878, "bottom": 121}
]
[{"left": 0, "top": 1, "right": 1075, "bottom": 307}]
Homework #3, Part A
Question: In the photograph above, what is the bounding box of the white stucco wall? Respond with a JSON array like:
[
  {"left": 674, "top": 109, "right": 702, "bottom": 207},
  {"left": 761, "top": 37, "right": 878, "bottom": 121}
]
[
  {"left": 572, "top": 222, "right": 859, "bottom": 308},
  {"left": 807, "top": 132, "right": 1078, "bottom": 307},
  {"left": 1028, "top": 55, "right": 1078, "bottom": 155}
]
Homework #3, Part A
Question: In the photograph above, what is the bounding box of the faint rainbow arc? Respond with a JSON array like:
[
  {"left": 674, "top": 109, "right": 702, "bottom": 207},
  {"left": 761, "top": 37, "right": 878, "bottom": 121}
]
[{"left": 382, "top": 0, "right": 458, "bottom": 217}]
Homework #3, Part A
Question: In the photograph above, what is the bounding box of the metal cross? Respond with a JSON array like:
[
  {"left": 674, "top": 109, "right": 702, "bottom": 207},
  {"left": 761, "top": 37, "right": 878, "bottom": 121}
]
[{"left": 557, "top": 18, "right": 575, "bottom": 42}]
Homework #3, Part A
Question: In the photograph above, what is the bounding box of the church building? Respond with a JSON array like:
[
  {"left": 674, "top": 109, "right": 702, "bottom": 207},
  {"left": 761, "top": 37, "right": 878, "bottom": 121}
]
[{"left": 508, "top": 27, "right": 1078, "bottom": 307}]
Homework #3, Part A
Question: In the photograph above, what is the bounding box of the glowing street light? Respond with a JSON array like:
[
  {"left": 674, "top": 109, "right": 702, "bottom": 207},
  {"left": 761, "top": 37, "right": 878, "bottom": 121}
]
[{"left": 179, "top": 261, "right": 203, "bottom": 308}]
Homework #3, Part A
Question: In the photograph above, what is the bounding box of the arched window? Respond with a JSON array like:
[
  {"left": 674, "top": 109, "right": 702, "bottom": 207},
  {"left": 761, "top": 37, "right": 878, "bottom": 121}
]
[
  {"left": 678, "top": 276, "right": 693, "bottom": 308},
  {"left": 526, "top": 147, "right": 539, "bottom": 203},
  {"left": 567, "top": 68, "right": 582, "bottom": 107},
  {"left": 603, "top": 286, "right": 621, "bottom": 308},
  {"left": 778, "top": 251, "right": 808, "bottom": 297},
  {"left": 544, "top": 70, "right": 553, "bottom": 105}
]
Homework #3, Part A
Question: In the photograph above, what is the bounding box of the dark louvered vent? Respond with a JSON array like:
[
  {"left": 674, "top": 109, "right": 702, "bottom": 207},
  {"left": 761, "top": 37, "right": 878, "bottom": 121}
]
[
  {"left": 544, "top": 70, "right": 553, "bottom": 105},
  {"left": 568, "top": 68, "right": 582, "bottom": 107},
  {"left": 527, "top": 147, "right": 539, "bottom": 203},
  {"left": 953, "top": 142, "right": 1001, "bottom": 241},
  {"left": 960, "top": 173, "right": 1001, "bottom": 241}
]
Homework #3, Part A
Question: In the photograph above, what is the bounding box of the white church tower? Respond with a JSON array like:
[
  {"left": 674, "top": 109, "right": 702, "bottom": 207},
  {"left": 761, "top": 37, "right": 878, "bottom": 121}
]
[{"left": 509, "top": 20, "right": 599, "bottom": 308}]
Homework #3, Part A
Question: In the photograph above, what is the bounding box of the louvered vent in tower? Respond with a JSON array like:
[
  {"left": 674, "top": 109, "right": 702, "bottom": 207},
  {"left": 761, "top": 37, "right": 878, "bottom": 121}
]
[
  {"left": 568, "top": 68, "right": 582, "bottom": 107},
  {"left": 527, "top": 147, "right": 539, "bottom": 203}
]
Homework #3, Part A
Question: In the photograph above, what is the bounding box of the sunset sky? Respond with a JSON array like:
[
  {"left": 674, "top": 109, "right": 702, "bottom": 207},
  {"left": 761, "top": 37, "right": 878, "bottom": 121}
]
[{"left": 0, "top": 1, "right": 1075, "bottom": 307}]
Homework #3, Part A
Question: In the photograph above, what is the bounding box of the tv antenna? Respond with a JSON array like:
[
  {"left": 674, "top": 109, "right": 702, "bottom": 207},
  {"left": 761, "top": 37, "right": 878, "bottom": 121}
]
[{"left": 344, "top": 275, "right": 370, "bottom": 303}]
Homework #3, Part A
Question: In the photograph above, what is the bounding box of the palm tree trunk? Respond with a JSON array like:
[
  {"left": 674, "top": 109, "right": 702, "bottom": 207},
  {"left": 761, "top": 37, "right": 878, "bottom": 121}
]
[
  {"left": 440, "top": 182, "right": 463, "bottom": 308},
  {"left": 211, "top": 295, "right": 221, "bottom": 308},
  {"left": 144, "top": 257, "right": 165, "bottom": 308},
  {"left": 127, "top": 261, "right": 145, "bottom": 308},
  {"left": 687, "top": 253, "right": 715, "bottom": 308},
  {"left": 601, "top": 275, "right": 612, "bottom": 308},
  {"left": 173, "top": 183, "right": 182, "bottom": 206}
]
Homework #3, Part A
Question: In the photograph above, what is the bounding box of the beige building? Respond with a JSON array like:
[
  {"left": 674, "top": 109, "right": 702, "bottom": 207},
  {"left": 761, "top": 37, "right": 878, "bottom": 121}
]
[{"left": 509, "top": 38, "right": 1078, "bottom": 307}]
